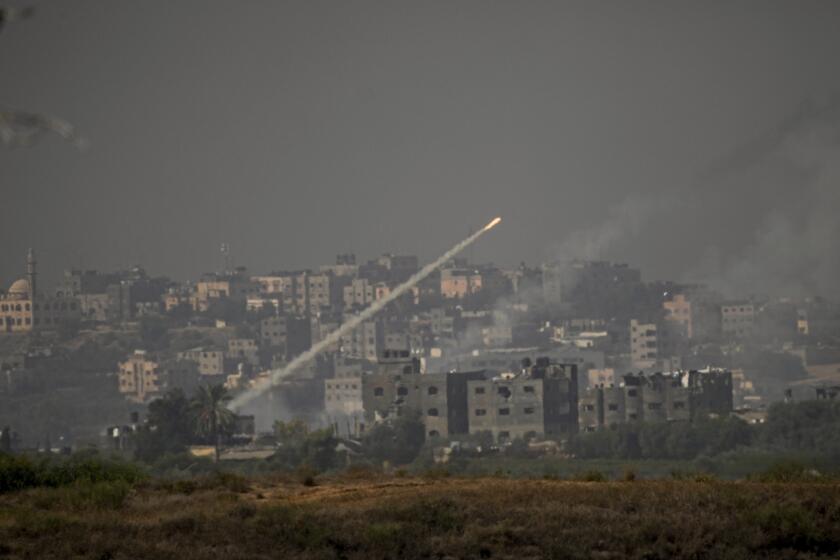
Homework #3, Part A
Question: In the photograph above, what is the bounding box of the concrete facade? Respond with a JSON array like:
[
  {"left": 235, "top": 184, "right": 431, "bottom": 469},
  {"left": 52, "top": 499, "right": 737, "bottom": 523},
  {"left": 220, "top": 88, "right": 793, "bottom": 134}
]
[{"left": 577, "top": 369, "right": 733, "bottom": 432}]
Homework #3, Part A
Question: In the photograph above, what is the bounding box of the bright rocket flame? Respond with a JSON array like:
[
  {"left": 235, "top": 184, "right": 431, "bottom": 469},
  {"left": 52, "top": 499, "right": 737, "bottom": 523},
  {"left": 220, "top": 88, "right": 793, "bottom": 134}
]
[
  {"left": 229, "top": 215, "right": 503, "bottom": 412},
  {"left": 484, "top": 216, "right": 502, "bottom": 231}
]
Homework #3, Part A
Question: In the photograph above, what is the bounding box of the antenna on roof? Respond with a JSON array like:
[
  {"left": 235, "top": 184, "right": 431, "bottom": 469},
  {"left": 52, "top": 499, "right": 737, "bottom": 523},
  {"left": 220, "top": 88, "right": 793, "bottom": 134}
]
[{"left": 220, "top": 242, "right": 232, "bottom": 274}]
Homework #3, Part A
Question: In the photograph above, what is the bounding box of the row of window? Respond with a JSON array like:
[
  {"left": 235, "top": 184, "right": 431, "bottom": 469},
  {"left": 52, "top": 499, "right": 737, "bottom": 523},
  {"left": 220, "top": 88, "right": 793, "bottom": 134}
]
[
  {"left": 371, "top": 385, "right": 537, "bottom": 397},
  {"left": 326, "top": 383, "right": 359, "bottom": 390},
  {"left": 473, "top": 385, "right": 535, "bottom": 395},
  {"left": 0, "top": 302, "right": 77, "bottom": 312},
  {"left": 1, "top": 316, "right": 66, "bottom": 326},
  {"left": 474, "top": 407, "right": 535, "bottom": 416}
]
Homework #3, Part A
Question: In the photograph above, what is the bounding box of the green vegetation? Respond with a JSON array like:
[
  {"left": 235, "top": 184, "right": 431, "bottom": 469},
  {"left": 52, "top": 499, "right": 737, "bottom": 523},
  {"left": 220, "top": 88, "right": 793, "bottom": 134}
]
[
  {"left": 569, "top": 399, "right": 840, "bottom": 467},
  {"left": 269, "top": 420, "right": 339, "bottom": 472},
  {"left": 362, "top": 412, "right": 426, "bottom": 465},
  {"left": 569, "top": 415, "right": 753, "bottom": 460},
  {"left": 190, "top": 384, "right": 236, "bottom": 462},
  {"left": 134, "top": 385, "right": 239, "bottom": 464},
  {"left": 0, "top": 451, "right": 145, "bottom": 494}
]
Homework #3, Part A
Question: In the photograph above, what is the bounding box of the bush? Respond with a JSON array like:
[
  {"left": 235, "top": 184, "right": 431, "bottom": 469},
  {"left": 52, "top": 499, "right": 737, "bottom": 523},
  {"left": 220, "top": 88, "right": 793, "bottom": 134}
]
[
  {"left": 576, "top": 470, "right": 606, "bottom": 482},
  {"left": 29, "top": 480, "right": 132, "bottom": 511},
  {"left": 0, "top": 453, "right": 145, "bottom": 494},
  {"left": 750, "top": 460, "right": 825, "bottom": 483},
  {"left": 0, "top": 454, "right": 40, "bottom": 493}
]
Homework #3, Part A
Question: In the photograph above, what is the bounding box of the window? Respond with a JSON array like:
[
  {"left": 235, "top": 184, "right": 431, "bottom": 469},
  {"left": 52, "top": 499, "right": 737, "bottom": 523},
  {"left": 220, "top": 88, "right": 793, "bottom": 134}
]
[
  {"left": 427, "top": 386, "right": 438, "bottom": 396},
  {"left": 428, "top": 430, "right": 440, "bottom": 438},
  {"left": 673, "top": 401, "right": 686, "bottom": 409},
  {"left": 523, "top": 385, "right": 535, "bottom": 393},
  {"left": 397, "top": 387, "right": 408, "bottom": 396},
  {"left": 474, "top": 387, "right": 485, "bottom": 394},
  {"left": 474, "top": 409, "right": 486, "bottom": 416},
  {"left": 627, "top": 389, "right": 638, "bottom": 397},
  {"left": 523, "top": 407, "right": 535, "bottom": 415},
  {"left": 427, "top": 408, "right": 439, "bottom": 417},
  {"left": 374, "top": 387, "right": 384, "bottom": 397},
  {"left": 608, "top": 404, "right": 618, "bottom": 411},
  {"left": 499, "top": 408, "right": 510, "bottom": 416},
  {"left": 497, "top": 386, "right": 511, "bottom": 398},
  {"left": 647, "top": 402, "right": 662, "bottom": 410},
  {"left": 498, "top": 431, "right": 510, "bottom": 440}
]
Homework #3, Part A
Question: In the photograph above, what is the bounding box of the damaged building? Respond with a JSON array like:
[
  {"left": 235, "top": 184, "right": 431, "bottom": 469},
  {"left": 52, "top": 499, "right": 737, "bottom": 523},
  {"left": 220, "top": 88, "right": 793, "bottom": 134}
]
[
  {"left": 333, "top": 350, "right": 580, "bottom": 442},
  {"left": 578, "top": 368, "right": 734, "bottom": 432}
]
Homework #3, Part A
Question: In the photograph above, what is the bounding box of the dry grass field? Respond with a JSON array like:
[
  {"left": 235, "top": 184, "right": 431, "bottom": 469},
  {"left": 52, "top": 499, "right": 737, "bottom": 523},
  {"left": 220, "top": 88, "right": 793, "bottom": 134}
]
[
  {"left": 1, "top": 472, "right": 840, "bottom": 559},
  {"left": 0, "top": 475, "right": 840, "bottom": 559}
]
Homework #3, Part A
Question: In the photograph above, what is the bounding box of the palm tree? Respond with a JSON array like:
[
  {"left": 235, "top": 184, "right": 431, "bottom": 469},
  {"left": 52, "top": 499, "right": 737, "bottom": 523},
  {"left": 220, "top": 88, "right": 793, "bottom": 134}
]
[{"left": 190, "top": 384, "right": 236, "bottom": 462}]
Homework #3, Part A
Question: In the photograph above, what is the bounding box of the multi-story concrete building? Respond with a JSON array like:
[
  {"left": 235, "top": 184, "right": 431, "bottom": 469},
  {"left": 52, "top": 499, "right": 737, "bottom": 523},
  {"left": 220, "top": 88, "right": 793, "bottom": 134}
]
[
  {"left": 416, "top": 371, "right": 486, "bottom": 439},
  {"left": 343, "top": 278, "right": 376, "bottom": 310},
  {"left": 630, "top": 319, "right": 658, "bottom": 369},
  {"left": 468, "top": 374, "right": 544, "bottom": 442},
  {"left": 320, "top": 254, "right": 360, "bottom": 279},
  {"left": 577, "top": 369, "right": 733, "bottom": 432},
  {"left": 340, "top": 317, "right": 379, "bottom": 361},
  {"left": 246, "top": 296, "right": 282, "bottom": 313},
  {"left": 465, "top": 359, "right": 578, "bottom": 443},
  {"left": 586, "top": 368, "right": 617, "bottom": 387},
  {"left": 721, "top": 302, "right": 755, "bottom": 337},
  {"left": 440, "top": 268, "right": 482, "bottom": 299},
  {"left": 260, "top": 316, "right": 287, "bottom": 349},
  {"left": 325, "top": 370, "right": 364, "bottom": 421},
  {"left": 227, "top": 338, "right": 260, "bottom": 367},
  {"left": 253, "top": 271, "right": 333, "bottom": 315},
  {"left": 664, "top": 294, "right": 693, "bottom": 339},
  {"left": 177, "top": 348, "right": 225, "bottom": 376},
  {"left": 194, "top": 270, "right": 259, "bottom": 312},
  {"left": 360, "top": 349, "right": 422, "bottom": 421},
  {"left": 117, "top": 350, "right": 162, "bottom": 403}
]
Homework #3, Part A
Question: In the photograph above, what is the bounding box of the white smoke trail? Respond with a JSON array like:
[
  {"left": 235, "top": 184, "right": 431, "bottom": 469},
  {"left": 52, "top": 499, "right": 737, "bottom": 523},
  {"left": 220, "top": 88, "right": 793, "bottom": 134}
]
[{"left": 230, "top": 216, "right": 503, "bottom": 411}]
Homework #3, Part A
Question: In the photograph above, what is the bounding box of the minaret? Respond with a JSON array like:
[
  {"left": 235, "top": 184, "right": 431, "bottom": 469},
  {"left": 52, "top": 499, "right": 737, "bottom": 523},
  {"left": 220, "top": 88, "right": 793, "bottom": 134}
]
[{"left": 26, "top": 248, "right": 37, "bottom": 300}]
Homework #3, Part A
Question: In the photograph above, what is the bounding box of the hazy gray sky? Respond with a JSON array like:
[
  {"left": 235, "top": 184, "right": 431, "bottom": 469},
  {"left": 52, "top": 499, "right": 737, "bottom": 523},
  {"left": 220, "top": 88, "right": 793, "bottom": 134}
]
[{"left": 2, "top": 1, "right": 840, "bottom": 296}]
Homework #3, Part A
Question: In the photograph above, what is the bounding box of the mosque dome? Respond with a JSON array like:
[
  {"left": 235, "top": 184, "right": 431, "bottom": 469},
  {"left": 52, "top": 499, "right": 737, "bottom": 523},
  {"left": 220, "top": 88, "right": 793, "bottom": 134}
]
[{"left": 7, "top": 278, "right": 31, "bottom": 297}]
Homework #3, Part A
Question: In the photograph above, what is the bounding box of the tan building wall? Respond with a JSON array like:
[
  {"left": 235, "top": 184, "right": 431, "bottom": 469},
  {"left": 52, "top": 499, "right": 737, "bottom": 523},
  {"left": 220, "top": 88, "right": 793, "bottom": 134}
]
[
  {"left": 118, "top": 350, "right": 162, "bottom": 403},
  {"left": 664, "top": 294, "right": 693, "bottom": 338},
  {"left": 1, "top": 289, "right": 80, "bottom": 333},
  {"left": 440, "top": 269, "right": 482, "bottom": 299},
  {"left": 343, "top": 278, "right": 375, "bottom": 310},
  {"left": 177, "top": 348, "right": 224, "bottom": 376}
]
